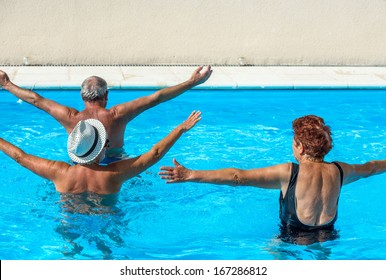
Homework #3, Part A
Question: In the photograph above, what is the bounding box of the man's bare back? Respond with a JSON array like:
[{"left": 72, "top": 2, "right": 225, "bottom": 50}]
[{"left": 0, "top": 111, "right": 202, "bottom": 194}]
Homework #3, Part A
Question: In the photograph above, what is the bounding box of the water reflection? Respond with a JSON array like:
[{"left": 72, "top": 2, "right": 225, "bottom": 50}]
[
  {"left": 277, "top": 224, "right": 340, "bottom": 246},
  {"left": 267, "top": 224, "right": 340, "bottom": 260},
  {"left": 55, "top": 192, "right": 125, "bottom": 259},
  {"left": 59, "top": 192, "right": 120, "bottom": 215}
]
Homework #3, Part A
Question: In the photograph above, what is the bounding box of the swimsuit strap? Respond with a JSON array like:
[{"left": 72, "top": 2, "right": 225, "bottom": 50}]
[
  {"left": 279, "top": 162, "right": 299, "bottom": 222},
  {"left": 331, "top": 161, "right": 344, "bottom": 187},
  {"left": 288, "top": 162, "right": 299, "bottom": 191}
]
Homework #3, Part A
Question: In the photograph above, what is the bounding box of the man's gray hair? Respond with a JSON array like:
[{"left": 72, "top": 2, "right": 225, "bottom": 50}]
[{"left": 80, "top": 76, "right": 108, "bottom": 102}]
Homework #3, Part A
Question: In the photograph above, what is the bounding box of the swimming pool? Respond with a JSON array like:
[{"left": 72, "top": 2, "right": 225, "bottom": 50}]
[{"left": 0, "top": 89, "right": 386, "bottom": 260}]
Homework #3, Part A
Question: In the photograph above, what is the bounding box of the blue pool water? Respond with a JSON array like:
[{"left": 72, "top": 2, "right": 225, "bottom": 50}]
[{"left": 0, "top": 89, "right": 386, "bottom": 260}]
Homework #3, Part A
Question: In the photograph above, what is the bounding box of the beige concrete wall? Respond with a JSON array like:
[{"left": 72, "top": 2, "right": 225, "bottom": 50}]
[{"left": 1, "top": 0, "right": 386, "bottom": 66}]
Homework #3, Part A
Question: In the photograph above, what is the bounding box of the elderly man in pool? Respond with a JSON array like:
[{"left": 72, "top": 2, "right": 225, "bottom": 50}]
[
  {"left": 0, "top": 66, "right": 212, "bottom": 164},
  {"left": 0, "top": 111, "right": 201, "bottom": 194},
  {"left": 159, "top": 115, "right": 386, "bottom": 241}
]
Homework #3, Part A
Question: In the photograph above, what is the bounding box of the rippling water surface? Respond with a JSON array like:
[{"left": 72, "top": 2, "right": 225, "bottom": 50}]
[{"left": 0, "top": 89, "right": 385, "bottom": 259}]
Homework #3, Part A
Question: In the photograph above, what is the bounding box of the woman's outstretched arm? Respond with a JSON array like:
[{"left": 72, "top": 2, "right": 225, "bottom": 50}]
[{"left": 159, "top": 158, "right": 290, "bottom": 189}]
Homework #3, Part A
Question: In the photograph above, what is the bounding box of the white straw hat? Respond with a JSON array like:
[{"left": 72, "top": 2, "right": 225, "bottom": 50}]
[{"left": 67, "top": 119, "right": 107, "bottom": 164}]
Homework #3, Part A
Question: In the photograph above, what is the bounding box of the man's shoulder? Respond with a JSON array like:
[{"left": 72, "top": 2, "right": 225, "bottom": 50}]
[{"left": 79, "top": 107, "right": 119, "bottom": 119}]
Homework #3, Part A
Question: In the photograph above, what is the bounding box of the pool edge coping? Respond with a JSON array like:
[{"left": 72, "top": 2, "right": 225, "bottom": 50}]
[{"left": 1, "top": 66, "right": 386, "bottom": 90}]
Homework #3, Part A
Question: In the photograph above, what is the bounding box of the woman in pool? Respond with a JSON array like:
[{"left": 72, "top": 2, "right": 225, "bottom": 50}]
[{"left": 159, "top": 115, "right": 386, "bottom": 241}]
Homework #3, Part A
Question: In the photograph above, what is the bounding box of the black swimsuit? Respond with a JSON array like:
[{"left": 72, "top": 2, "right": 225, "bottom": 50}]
[{"left": 279, "top": 162, "right": 344, "bottom": 231}]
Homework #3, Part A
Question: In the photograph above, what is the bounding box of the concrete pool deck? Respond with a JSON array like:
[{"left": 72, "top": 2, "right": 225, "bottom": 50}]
[{"left": 1, "top": 66, "right": 386, "bottom": 90}]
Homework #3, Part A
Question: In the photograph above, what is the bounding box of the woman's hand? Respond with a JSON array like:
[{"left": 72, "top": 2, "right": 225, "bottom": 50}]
[{"left": 159, "top": 158, "right": 191, "bottom": 183}]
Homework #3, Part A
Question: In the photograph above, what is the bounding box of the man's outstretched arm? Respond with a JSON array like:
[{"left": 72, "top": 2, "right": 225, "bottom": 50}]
[
  {"left": 0, "top": 70, "right": 78, "bottom": 130},
  {"left": 112, "top": 66, "right": 212, "bottom": 122},
  {"left": 113, "top": 110, "right": 202, "bottom": 182},
  {"left": 0, "top": 137, "right": 68, "bottom": 185}
]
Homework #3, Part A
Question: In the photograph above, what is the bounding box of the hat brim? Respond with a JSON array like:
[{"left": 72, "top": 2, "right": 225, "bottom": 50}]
[{"left": 67, "top": 119, "right": 107, "bottom": 164}]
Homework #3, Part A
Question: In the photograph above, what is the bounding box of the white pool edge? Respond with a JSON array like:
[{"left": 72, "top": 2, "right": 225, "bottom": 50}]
[{"left": 1, "top": 66, "right": 386, "bottom": 90}]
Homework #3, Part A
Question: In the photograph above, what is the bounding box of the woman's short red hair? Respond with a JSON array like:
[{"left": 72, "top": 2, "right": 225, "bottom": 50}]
[{"left": 292, "top": 115, "right": 332, "bottom": 160}]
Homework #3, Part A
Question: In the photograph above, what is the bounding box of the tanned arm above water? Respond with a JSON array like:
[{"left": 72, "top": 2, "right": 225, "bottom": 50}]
[
  {"left": 0, "top": 137, "right": 69, "bottom": 184},
  {"left": 334, "top": 160, "right": 386, "bottom": 185},
  {"left": 159, "top": 158, "right": 290, "bottom": 189},
  {"left": 112, "top": 66, "right": 212, "bottom": 123},
  {"left": 0, "top": 70, "right": 77, "bottom": 130},
  {"left": 112, "top": 111, "right": 202, "bottom": 183}
]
